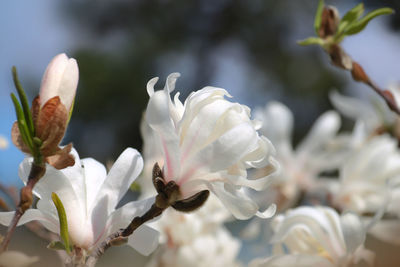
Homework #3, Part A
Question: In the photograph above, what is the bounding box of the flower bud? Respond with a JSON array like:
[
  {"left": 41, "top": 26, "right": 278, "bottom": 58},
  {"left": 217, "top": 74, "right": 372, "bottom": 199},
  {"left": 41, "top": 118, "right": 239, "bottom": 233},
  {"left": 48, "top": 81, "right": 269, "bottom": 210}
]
[
  {"left": 11, "top": 54, "right": 79, "bottom": 169},
  {"left": 39, "top": 53, "right": 78, "bottom": 112}
]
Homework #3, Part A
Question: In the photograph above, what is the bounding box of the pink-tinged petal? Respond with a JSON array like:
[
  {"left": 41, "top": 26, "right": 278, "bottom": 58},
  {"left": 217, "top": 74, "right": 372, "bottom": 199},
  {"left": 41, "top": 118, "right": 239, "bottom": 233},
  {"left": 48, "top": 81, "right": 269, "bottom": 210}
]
[
  {"left": 40, "top": 54, "right": 69, "bottom": 106},
  {"left": 56, "top": 58, "right": 79, "bottom": 111},
  {"left": 94, "top": 148, "right": 143, "bottom": 216},
  {"left": 146, "top": 89, "right": 180, "bottom": 181},
  {"left": 40, "top": 53, "right": 78, "bottom": 111},
  {"left": 0, "top": 209, "right": 58, "bottom": 234},
  {"left": 127, "top": 225, "right": 159, "bottom": 256}
]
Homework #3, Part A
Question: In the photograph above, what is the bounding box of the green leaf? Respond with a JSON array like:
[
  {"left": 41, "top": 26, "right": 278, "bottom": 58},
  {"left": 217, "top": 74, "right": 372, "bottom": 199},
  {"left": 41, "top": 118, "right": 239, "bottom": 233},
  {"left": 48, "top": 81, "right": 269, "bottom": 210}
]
[
  {"left": 51, "top": 192, "right": 72, "bottom": 254},
  {"left": 130, "top": 182, "right": 141, "bottom": 192},
  {"left": 12, "top": 67, "right": 35, "bottom": 137},
  {"left": 314, "top": 0, "right": 325, "bottom": 35},
  {"left": 297, "top": 37, "right": 325, "bottom": 46},
  {"left": 47, "top": 241, "right": 67, "bottom": 251},
  {"left": 345, "top": 7, "right": 394, "bottom": 35},
  {"left": 11, "top": 93, "right": 33, "bottom": 152},
  {"left": 337, "top": 3, "right": 364, "bottom": 35}
]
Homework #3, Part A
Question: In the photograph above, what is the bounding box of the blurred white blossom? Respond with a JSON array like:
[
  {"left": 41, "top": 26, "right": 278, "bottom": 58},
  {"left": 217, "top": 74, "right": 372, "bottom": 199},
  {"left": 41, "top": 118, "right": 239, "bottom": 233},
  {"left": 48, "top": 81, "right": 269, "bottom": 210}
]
[
  {"left": 0, "top": 250, "right": 39, "bottom": 267},
  {"left": 254, "top": 102, "right": 345, "bottom": 210},
  {"left": 330, "top": 134, "right": 400, "bottom": 244},
  {"left": 145, "top": 73, "right": 278, "bottom": 219},
  {"left": 250, "top": 206, "right": 374, "bottom": 267},
  {"left": 146, "top": 195, "right": 240, "bottom": 267},
  {"left": 0, "top": 148, "right": 159, "bottom": 255}
]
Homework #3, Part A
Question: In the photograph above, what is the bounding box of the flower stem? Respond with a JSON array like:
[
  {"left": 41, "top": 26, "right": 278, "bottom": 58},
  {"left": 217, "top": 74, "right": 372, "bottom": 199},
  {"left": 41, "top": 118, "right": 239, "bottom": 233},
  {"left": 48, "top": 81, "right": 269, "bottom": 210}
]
[{"left": 0, "top": 161, "right": 45, "bottom": 253}]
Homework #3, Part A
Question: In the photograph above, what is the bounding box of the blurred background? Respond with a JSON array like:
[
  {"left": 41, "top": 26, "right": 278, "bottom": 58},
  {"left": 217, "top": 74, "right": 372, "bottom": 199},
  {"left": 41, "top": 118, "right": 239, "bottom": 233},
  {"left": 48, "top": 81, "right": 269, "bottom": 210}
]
[{"left": 0, "top": 0, "right": 399, "bottom": 266}]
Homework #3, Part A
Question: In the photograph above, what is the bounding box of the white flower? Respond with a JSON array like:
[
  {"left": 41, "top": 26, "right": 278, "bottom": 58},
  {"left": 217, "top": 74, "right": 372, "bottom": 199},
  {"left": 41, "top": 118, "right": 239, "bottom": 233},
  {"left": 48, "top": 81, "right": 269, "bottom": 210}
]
[
  {"left": 145, "top": 195, "right": 238, "bottom": 267},
  {"left": 40, "top": 53, "right": 79, "bottom": 111},
  {"left": 145, "top": 73, "right": 278, "bottom": 219},
  {"left": 329, "top": 134, "right": 400, "bottom": 245},
  {"left": 0, "top": 250, "right": 39, "bottom": 267},
  {"left": 250, "top": 206, "right": 374, "bottom": 267},
  {"left": 332, "top": 135, "right": 400, "bottom": 215},
  {"left": 0, "top": 148, "right": 159, "bottom": 255},
  {"left": 147, "top": 227, "right": 241, "bottom": 267},
  {"left": 254, "top": 102, "right": 345, "bottom": 210}
]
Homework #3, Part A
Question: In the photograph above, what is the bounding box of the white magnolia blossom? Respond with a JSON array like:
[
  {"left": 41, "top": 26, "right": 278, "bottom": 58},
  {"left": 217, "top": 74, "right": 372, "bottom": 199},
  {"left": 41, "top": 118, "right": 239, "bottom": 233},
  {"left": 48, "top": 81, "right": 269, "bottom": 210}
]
[
  {"left": 145, "top": 195, "right": 238, "bottom": 267},
  {"left": 0, "top": 250, "right": 39, "bottom": 267},
  {"left": 147, "top": 227, "right": 241, "bottom": 267},
  {"left": 40, "top": 53, "right": 79, "bottom": 111},
  {"left": 145, "top": 73, "right": 278, "bottom": 219},
  {"left": 254, "top": 101, "right": 345, "bottom": 210},
  {"left": 330, "top": 134, "right": 400, "bottom": 244},
  {"left": 0, "top": 148, "right": 159, "bottom": 255},
  {"left": 0, "top": 135, "right": 8, "bottom": 149},
  {"left": 330, "top": 83, "right": 400, "bottom": 136},
  {"left": 250, "top": 206, "right": 374, "bottom": 267}
]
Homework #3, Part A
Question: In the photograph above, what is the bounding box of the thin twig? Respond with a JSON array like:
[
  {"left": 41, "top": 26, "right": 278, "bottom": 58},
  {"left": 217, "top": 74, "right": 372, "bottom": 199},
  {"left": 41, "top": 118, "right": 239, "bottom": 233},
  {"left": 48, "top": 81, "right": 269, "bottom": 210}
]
[
  {"left": 0, "top": 162, "right": 45, "bottom": 252},
  {"left": 85, "top": 201, "right": 165, "bottom": 267}
]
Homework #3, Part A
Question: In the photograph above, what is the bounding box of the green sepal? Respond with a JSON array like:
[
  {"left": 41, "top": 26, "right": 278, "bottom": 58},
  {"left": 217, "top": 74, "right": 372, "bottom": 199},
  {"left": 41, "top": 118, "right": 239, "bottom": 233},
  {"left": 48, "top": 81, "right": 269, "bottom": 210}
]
[
  {"left": 12, "top": 67, "right": 35, "bottom": 137},
  {"left": 11, "top": 93, "right": 34, "bottom": 152},
  {"left": 47, "top": 241, "right": 68, "bottom": 251},
  {"left": 51, "top": 192, "right": 72, "bottom": 254},
  {"left": 297, "top": 37, "right": 325, "bottom": 46},
  {"left": 130, "top": 181, "right": 141, "bottom": 192},
  {"left": 337, "top": 3, "right": 364, "bottom": 35},
  {"left": 67, "top": 98, "right": 75, "bottom": 124},
  {"left": 345, "top": 7, "right": 394, "bottom": 35},
  {"left": 314, "top": 0, "right": 325, "bottom": 35}
]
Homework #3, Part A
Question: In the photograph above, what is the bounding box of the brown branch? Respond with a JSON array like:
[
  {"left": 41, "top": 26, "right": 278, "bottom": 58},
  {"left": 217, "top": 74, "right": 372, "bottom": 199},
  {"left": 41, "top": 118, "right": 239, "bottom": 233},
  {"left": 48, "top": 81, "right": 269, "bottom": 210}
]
[
  {"left": 0, "top": 162, "right": 45, "bottom": 252},
  {"left": 326, "top": 43, "right": 400, "bottom": 116},
  {"left": 85, "top": 200, "right": 166, "bottom": 267}
]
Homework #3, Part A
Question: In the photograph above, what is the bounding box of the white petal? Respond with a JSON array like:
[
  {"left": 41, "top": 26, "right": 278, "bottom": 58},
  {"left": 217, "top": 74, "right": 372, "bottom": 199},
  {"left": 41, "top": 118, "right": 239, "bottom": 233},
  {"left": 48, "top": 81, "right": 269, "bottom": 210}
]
[
  {"left": 0, "top": 209, "right": 59, "bottom": 234},
  {"left": 205, "top": 182, "right": 262, "bottom": 220},
  {"left": 94, "top": 148, "right": 144, "bottom": 216},
  {"left": 127, "top": 225, "right": 159, "bottom": 256},
  {"left": 255, "top": 101, "right": 294, "bottom": 154},
  {"left": 340, "top": 212, "right": 366, "bottom": 254},
  {"left": 368, "top": 219, "right": 400, "bottom": 245},
  {"left": 57, "top": 57, "right": 79, "bottom": 111},
  {"left": 39, "top": 53, "right": 78, "bottom": 110},
  {"left": 94, "top": 197, "right": 155, "bottom": 243},
  {"left": 329, "top": 90, "right": 380, "bottom": 130},
  {"left": 40, "top": 53, "right": 69, "bottom": 106},
  {"left": 297, "top": 110, "right": 340, "bottom": 156},
  {"left": 82, "top": 158, "right": 108, "bottom": 212}
]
